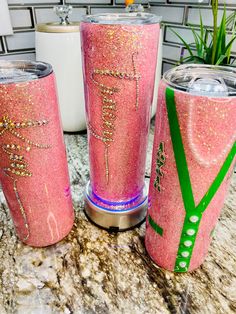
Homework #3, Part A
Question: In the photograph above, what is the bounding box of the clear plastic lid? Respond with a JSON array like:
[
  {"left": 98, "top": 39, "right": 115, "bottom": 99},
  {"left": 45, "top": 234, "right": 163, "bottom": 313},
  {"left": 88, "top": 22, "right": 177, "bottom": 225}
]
[
  {"left": 0, "top": 61, "right": 52, "bottom": 84},
  {"left": 82, "top": 13, "right": 161, "bottom": 25},
  {"left": 163, "top": 64, "right": 236, "bottom": 97}
]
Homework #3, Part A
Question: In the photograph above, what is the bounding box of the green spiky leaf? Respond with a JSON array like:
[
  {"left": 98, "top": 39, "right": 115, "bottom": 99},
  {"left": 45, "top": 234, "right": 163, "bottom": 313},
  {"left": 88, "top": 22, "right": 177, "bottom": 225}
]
[{"left": 172, "top": 0, "right": 236, "bottom": 66}]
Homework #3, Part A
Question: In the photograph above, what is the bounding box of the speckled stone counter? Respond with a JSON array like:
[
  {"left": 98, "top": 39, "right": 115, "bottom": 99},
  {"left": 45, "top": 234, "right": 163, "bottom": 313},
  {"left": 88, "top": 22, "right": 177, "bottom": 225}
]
[{"left": 0, "top": 122, "right": 235, "bottom": 314}]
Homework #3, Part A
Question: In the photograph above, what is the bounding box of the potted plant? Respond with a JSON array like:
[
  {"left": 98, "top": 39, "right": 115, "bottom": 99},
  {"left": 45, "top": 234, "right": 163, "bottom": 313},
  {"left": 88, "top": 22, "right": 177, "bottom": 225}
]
[{"left": 172, "top": 0, "right": 236, "bottom": 66}]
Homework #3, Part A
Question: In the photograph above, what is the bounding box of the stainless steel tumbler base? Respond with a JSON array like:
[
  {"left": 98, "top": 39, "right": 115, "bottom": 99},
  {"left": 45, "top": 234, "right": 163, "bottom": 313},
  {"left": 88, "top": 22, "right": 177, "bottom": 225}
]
[{"left": 84, "top": 182, "right": 148, "bottom": 231}]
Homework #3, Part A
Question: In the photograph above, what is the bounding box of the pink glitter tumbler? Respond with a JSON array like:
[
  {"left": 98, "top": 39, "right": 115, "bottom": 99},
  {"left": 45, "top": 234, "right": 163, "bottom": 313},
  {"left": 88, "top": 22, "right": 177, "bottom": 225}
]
[
  {"left": 81, "top": 13, "right": 161, "bottom": 230},
  {"left": 145, "top": 64, "right": 236, "bottom": 272},
  {"left": 0, "top": 61, "right": 74, "bottom": 247}
]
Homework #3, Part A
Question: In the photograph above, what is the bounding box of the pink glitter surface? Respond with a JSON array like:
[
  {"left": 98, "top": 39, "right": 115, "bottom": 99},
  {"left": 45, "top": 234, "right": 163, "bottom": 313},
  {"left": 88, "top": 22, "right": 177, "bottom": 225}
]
[
  {"left": 0, "top": 73, "right": 74, "bottom": 247},
  {"left": 81, "top": 21, "right": 160, "bottom": 204},
  {"left": 145, "top": 80, "right": 236, "bottom": 271}
]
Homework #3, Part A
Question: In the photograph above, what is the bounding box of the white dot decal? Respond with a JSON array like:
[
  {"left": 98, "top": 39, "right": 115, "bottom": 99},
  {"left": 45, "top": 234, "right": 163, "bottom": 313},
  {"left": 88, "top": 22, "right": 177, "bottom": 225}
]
[
  {"left": 189, "top": 215, "right": 199, "bottom": 223},
  {"left": 181, "top": 251, "right": 190, "bottom": 258},
  {"left": 179, "top": 261, "right": 187, "bottom": 268},
  {"left": 187, "top": 229, "right": 195, "bottom": 236},
  {"left": 184, "top": 240, "right": 193, "bottom": 247}
]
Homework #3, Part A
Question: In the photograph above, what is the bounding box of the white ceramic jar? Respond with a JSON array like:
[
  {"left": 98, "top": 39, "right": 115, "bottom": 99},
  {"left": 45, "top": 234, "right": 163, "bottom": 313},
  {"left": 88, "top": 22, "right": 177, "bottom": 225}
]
[{"left": 35, "top": 8, "right": 86, "bottom": 132}]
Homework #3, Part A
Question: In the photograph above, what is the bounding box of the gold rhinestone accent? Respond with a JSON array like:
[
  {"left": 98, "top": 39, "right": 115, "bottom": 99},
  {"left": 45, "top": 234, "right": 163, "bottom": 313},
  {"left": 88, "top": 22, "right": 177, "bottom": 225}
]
[
  {"left": 89, "top": 52, "right": 141, "bottom": 183},
  {"left": 0, "top": 115, "right": 51, "bottom": 241}
]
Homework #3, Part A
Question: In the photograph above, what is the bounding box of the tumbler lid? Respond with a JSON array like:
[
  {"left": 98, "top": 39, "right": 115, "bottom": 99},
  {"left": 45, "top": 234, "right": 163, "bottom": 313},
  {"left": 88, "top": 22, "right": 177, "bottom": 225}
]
[
  {"left": 36, "top": 5, "right": 80, "bottom": 33},
  {"left": 0, "top": 61, "right": 52, "bottom": 84},
  {"left": 36, "top": 22, "right": 80, "bottom": 33},
  {"left": 82, "top": 13, "right": 161, "bottom": 25},
  {"left": 163, "top": 64, "right": 236, "bottom": 97}
]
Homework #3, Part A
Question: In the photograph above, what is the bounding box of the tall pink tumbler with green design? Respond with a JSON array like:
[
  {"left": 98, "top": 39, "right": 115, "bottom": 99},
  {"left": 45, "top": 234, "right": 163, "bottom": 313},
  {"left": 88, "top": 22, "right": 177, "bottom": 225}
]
[
  {"left": 145, "top": 65, "right": 236, "bottom": 272},
  {"left": 81, "top": 13, "right": 161, "bottom": 231}
]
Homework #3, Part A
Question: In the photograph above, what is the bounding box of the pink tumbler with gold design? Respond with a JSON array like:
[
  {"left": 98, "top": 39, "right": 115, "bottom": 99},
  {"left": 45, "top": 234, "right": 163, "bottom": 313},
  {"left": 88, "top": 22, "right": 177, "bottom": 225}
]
[
  {"left": 0, "top": 61, "right": 74, "bottom": 247},
  {"left": 81, "top": 13, "right": 161, "bottom": 230}
]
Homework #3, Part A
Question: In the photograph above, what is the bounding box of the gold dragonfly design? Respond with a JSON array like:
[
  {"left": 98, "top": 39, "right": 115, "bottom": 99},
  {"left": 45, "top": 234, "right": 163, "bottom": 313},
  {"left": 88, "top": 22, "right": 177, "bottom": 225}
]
[{"left": 0, "top": 115, "right": 50, "bottom": 241}]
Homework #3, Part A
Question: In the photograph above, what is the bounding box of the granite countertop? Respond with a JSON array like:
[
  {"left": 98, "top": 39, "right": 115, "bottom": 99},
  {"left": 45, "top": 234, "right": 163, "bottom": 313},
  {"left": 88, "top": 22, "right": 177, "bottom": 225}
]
[{"left": 0, "top": 121, "right": 235, "bottom": 314}]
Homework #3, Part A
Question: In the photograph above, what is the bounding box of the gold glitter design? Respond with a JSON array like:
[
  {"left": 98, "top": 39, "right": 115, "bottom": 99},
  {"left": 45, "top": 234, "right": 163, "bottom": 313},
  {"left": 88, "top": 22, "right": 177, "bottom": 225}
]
[
  {"left": 105, "top": 27, "right": 143, "bottom": 58},
  {"left": 154, "top": 142, "right": 166, "bottom": 192},
  {"left": 0, "top": 115, "right": 50, "bottom": 241},
  {"left": 89, "top": 53, "right": 141, "bottom": 183}
]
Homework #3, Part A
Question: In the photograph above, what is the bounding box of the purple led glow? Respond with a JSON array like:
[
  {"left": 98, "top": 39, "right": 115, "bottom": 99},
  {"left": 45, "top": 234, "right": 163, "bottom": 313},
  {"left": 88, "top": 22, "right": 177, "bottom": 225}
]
[{"left": 92, "top": 190, "right": 142, "bottom": 206}]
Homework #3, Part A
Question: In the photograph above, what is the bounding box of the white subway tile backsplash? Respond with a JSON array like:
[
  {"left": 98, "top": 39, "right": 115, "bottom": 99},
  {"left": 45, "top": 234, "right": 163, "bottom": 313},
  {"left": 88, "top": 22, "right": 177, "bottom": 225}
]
[
  {"left": 182, "top": 47, "right": 194, "bottom": 58},
  {"left": 168, "top": 0, "right": 208, "bottom": 3},
  {"left": 0, "top": 52, "right": 35, "bottom": 60},
  {"left": 6, "top": 31, "right": 35, "bottom": 51},
  {"left": 187, "top": 8, "right": 234, "bottom": 28},
  {"left": 165, "top": 26, "right": 195, "bottom": 45},
  {"left": 151, "top": 6, "right": 184, "bottom": 24},
  {"left": 68, "top": 7, "right": 87, "bottom": 20},
  {"left": 230, "top": 57, "right": 236, "bottom": 66},
  {"left": 218, "top": 0, "right": 236, "bottom": 4},
  {"left": 10, "top": 9, "right": 32, "bottom": 29},
  {"left": 229, "top": 61, "right": 236, "bottom": 70},
  {"left": 227, "top": 34, "right": 236, "bottom": 54},
  {"left": 35, "top": 8, "right": 57, "bottom": 24},
  {"left": 116, "top": 0, "right": 149, "bottom": 4},
  {"left": 35, "top": 7, "right": 86, "bottom": 24},
  {"left": 162, "top": 61, "right": 175, "bottom": 73},
  {"left": 163, "top": 44, "right": 181, "bottom": 61},
  {"left": 65, "top": 0, "right": 110, "bottom": 3},
  {"left": 91, "top": 7, "right": 125, "bottom": 14},
  {"left": 8, "top": 0, "right": 60, "bottom": 4},
  {"left": 1, "top": 1, "right": 236, "bottom": 73}
]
